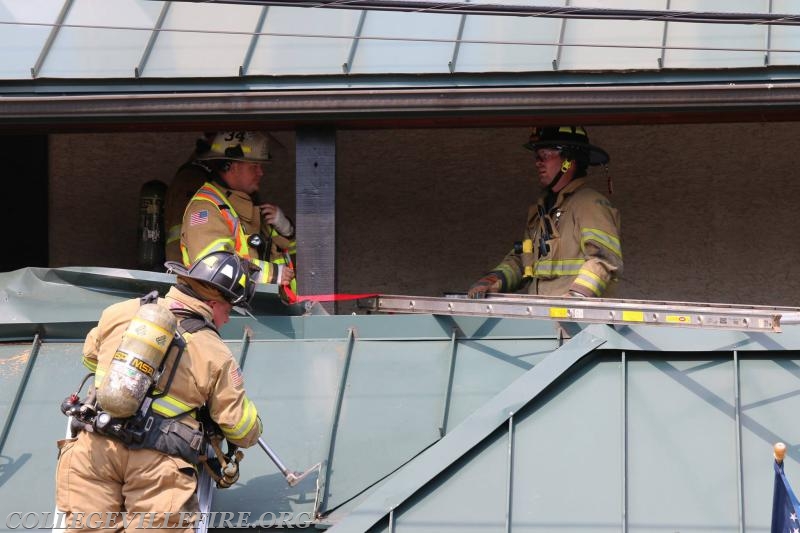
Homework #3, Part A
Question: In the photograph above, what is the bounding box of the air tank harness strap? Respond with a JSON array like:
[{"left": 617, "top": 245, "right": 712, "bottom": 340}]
[
  {"left": 95, "top": 303, "right": 213, "bottom": 464},
  {"left": 134, "top": 415, "right": 205, "bottom": 465},
  {"left": 111, "top": 311, "right": 214, "bottom": 465}
]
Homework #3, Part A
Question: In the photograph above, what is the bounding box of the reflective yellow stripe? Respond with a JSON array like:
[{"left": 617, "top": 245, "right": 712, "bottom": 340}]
[
  {"left": 222, "top": 397, "right": 259, "bottom": 441},
  {"left": 82, "top": 355, "right": 97, "bottom": 372},
  {"left": 574, "top": 268, "right": 606, "bottom": 296},
  {"left": 151, "top": 394, "right": 194, "bottom": 418},
  {"left": 249, "top": 258, "right": 273, "bottom": 283},
  {"left": 580, "top": 228, "right": 622, "bottom": 258},
  {"left": 191, "top": 238, "right": 235, "bottom": 264},
  {"left": 166, "top": 224, "right": 181, "bottom": 245},
  {"left": 185, "top": 182, "right": 252, "bottom": 264},
  {"left": 194, "top": 182, "right": 241, "bottom": 219},
  {"left": 534, "top": 259, "right": 584, "bottom": 277},
  {"left": 94, "top": 368, "right": 106, "bottom": 388},
  {"left": 125, "top": 317, "right": 172, "bottom": 352}
]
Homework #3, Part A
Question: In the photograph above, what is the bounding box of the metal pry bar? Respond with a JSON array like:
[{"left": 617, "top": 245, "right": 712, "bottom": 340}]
[{"left": 258, "top": 437, "right": 321, "bottom": 487}]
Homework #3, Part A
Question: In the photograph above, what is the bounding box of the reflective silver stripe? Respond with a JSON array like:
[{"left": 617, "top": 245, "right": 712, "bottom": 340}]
[
  {"left": 222, "top": 397, "right": 259, "bottom": 441},
  {"left": 151, "top": 395, "right": 194, "bottom": 418},
  {"left": 574, "top": 269, "right": 606, "bottom": 296},
  {"left": 534, "top": 259, "right": 584, "bottom": 277},
  {"left": 250, "top": 257, "right": 273, "bottom": 283},
  {"left": 580, "top": 228, "right": 622, "bottom": 258}
]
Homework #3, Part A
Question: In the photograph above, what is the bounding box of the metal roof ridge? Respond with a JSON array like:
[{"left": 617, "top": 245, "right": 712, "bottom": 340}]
[{"left": 325, "top": 326, "right": 607, "bottom": 532}]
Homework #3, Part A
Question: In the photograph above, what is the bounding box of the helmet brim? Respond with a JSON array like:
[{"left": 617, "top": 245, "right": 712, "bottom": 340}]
[
  {"left": 165, "top": 261, "right": 190, "bottom": 277},
  {"left": 232, "top": 306, "right": 256, "bottom": 318},
  {"left": 523, "top": 140, "right": 610, "bottom": 166},
  {"left": 165, "top": 260, "right": 256, "bottom": 312},
  {"left": 195, "top": 154, "right": 271, "bottom": 163}
]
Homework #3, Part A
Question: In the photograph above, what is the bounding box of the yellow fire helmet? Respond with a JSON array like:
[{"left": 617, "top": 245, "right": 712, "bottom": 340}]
[{"left": 198, "top": 131, "right": 271, "bottom": 163}]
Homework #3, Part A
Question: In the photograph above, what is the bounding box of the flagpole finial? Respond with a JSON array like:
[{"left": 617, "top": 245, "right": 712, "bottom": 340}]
[{"left": 775, "top": 442, "right": 787, "bottom": 464}]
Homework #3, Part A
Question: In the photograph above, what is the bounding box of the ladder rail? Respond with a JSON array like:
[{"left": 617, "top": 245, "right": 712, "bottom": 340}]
[
  {"left": 479, "top": 291, "right": 800, "bottom": 313},
  {"left": 361, "top": 294, "right": 800, "bottom": 333}
]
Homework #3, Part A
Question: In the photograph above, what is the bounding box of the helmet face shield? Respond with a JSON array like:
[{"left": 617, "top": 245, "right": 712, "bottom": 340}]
[{"left": 523, "top": 126, "right": 609, "bottom": 166}]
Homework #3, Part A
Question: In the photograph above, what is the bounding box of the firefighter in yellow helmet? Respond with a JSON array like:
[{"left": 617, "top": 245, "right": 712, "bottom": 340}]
[
  {"left": 468, "top": 126, "right": 622, "bottom": 298},
  {"left": 55, "top": 251, "right": 263, "bottom": 533},
  {"left": 180, "top": 131, "right": 296, "bottom": 290}
]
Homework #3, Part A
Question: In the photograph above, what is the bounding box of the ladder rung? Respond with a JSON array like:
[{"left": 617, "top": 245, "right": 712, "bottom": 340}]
[{"left": 361, "top": 294, "right": 795, "bottom": 332}]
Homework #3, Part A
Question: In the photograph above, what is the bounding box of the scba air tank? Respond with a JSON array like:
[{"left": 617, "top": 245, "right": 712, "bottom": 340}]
[{"left": 97, "top": 303, "right": 177, "bottom": 418}]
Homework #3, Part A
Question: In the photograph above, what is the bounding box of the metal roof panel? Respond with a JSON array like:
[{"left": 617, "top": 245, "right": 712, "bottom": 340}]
[
  {"left": 0, "top": 0, "right": 64, "bottom": 80},
  {"left": 38, "top": 0, "right": 162, "bottom": 78},
  {"left": 246, "top": 7, "right": 364, "bottom": 76},
  {"left": 141, "top": 1, "right": 262, "bottom": 78},
  {"left": 456, "top": 7, "right": 563, "bottom": 73},
  {"left": 6, "top": 0, "right": 800, "bottom": 86},
  {"left": 350, "top": 10, "right": 458, "bottom": 74}
]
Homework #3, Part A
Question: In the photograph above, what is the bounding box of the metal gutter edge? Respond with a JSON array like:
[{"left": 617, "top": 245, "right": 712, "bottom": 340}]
[
  {"left": 326, "top": 326, "right": 607, "bottom": 532},
  {"left": 2, "top": 81, "right": 800, "bottom": 128}
]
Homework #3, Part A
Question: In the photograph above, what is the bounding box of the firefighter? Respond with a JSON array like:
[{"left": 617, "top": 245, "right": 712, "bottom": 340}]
[
  {"left": 55, "top": 251, "right": 263, "bottom": 533},
  {"left": 467, "top": 126, "right": 622, "bottom": 298},
  {"left": 163, "top": 133, "right": 215, "bottom": 263},
  {"left": 180, "top": 131, "right": 296, "bottom": 289}
]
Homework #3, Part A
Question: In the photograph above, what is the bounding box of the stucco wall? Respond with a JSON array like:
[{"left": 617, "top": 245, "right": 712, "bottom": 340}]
[{"left": 49, "top": 123, "right": 800, "bottom": 308}]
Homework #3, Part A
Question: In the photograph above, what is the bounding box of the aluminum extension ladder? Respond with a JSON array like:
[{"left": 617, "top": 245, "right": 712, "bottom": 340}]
[{"left": 359, "top": 293, "right": 800, "bottom": 332}]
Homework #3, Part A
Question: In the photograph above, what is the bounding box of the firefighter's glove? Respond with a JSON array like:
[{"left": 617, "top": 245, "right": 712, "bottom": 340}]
[
  {"left": 468, "top": 274, "right": 502, "bottom": 299},
  {"left": 259, "top": 204, "right": 294, "bottom": 237},
  {"left": 217, "top": 450, "right": 244, "bottom": 489},
  {"left": 566, "top": 290, "right": 587, "bottom": 298},
  {"left": 274, "top": 265, "right": 295, "bottom": 286}
]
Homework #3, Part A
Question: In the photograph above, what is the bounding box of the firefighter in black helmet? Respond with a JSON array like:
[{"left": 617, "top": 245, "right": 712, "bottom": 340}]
[
  {"left": 56, "top": 251, "right": 263, "bottom": 533},
  {"left": 468, "top": 126, "right": 623, "bottom": 298}
]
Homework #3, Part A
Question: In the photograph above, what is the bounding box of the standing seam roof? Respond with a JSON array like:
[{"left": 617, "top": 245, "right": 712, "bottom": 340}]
[{"left": 3, "top": 0, "right": 800, "bottom": 83}]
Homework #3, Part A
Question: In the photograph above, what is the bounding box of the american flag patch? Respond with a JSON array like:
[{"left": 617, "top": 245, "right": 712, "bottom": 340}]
[
  {"left": 190, "top": 210, "right": 209, "bottom": 226},
  {"left": 230, "top": 366, "right": 243, "bottom": 388}
]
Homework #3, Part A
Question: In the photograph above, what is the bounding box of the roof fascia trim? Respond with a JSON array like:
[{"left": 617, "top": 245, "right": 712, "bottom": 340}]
[{"left": 4, "top": 82, "right": 800, "bottom": 127}]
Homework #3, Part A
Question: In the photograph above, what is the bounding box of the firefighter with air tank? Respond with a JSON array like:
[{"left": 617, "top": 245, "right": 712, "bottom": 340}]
[{"left": 56, "top": 251, "right": 262, "bottom": 533}]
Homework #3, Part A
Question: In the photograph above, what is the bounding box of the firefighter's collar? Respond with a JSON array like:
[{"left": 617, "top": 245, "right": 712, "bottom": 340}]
[
  {"left": 538, "top": 177, "right": 587, "bottom": 208},
  {"left": 166, "top": 286, "right": 214, "bottom": 324},
  {"left": 555, "top": 177, "right": 587, "bottom": 198}
]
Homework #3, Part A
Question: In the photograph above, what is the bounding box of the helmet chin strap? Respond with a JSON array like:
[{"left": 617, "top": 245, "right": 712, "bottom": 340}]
[{"left": 545, "top": 159, "right": 573, "bottom": 191}]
